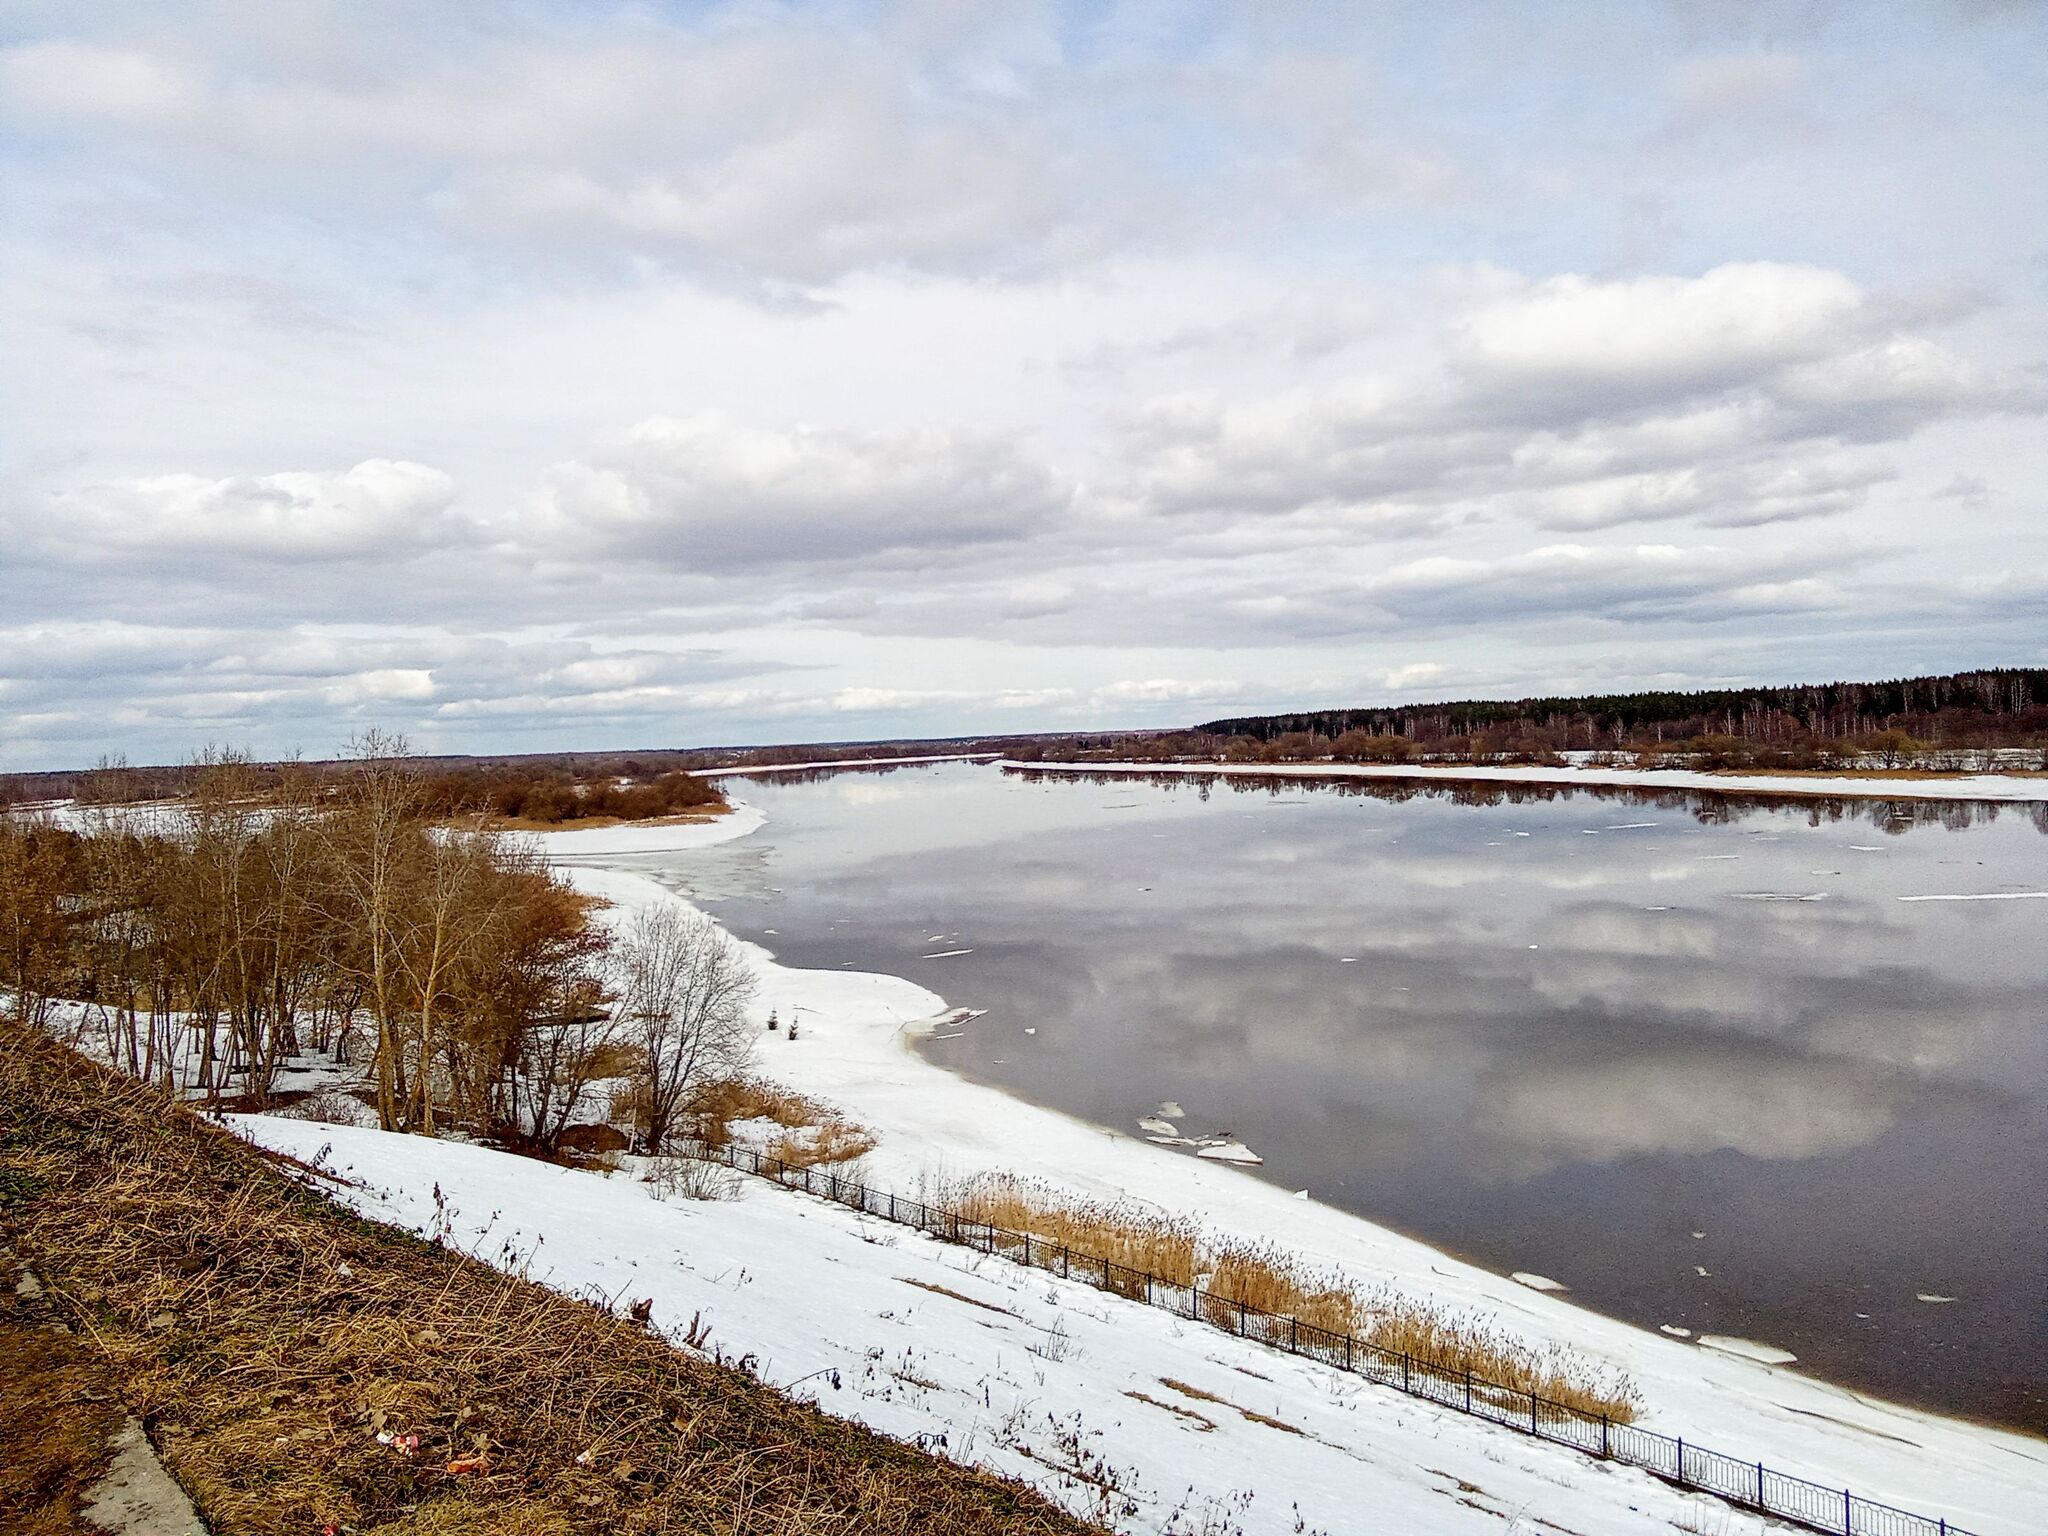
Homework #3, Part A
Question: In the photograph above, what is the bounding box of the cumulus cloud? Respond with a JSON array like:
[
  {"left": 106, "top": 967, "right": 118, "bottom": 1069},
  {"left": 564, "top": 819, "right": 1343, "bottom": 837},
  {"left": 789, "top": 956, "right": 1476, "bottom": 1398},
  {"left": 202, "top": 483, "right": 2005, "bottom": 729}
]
[
  {"left": 21, "top": 462, "right": 464, "bottom": 562},
  {"left": 530, "top": 415, "right": 1071, "bottom": 570},
  {"left": 3, "top": 3, "right": 2046, "bottom": 763}
]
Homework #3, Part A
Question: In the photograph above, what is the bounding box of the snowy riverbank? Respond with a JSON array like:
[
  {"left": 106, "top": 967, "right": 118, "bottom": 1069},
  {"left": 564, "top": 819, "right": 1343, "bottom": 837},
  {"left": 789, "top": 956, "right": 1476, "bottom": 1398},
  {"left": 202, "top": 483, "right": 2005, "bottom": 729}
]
[
  {"left": 498, "top": 798, "right": 2048, "bottom": 1533},
  {"left": 1003, "top": 758, "right": 2048, "bottom": 803}
]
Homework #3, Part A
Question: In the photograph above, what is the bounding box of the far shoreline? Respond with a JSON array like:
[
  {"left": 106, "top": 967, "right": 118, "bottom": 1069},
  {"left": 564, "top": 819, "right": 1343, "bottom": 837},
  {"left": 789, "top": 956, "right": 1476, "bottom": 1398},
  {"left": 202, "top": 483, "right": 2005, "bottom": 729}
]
[{"left": 1001, "top": 756, "right": 2048, "bottom": 805}]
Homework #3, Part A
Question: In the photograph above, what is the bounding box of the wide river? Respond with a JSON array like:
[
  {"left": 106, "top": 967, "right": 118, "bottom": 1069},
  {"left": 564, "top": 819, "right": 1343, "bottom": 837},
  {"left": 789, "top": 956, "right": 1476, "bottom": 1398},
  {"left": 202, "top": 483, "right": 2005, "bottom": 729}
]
[{"left": 618, "top": 760, "right": 2048, "bottom": 1432}]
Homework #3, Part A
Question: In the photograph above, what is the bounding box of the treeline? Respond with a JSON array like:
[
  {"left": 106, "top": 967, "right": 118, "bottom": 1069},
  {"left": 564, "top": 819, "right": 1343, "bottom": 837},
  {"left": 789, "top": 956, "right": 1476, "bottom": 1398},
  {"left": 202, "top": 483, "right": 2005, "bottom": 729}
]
[
  {"left": 417, "top": 766, "right": 723, "bottom": 825},
  {"left": 1, "top": 737, "right": 755, "bottom": 1155},
  {"left": 1199, "top": 668, "right": 2048, "bottom": 765},
  {"left": 0, "top": 752, "right": 729, "bottom": 824}
]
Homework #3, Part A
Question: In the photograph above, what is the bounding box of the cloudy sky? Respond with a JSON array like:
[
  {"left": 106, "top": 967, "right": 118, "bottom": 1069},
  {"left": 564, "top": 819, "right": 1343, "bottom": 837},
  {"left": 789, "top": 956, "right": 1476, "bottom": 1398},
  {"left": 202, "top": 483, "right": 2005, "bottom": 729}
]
[{"left": 3, "top": 1, "right": 2044, "bottom": 769}]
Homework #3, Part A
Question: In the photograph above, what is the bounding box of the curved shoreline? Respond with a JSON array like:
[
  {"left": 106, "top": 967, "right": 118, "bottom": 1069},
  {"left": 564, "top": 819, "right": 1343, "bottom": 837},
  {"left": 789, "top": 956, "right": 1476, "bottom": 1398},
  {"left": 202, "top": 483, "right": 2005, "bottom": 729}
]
[
  {"left": 1001, "top": 757, "right": 2048, "bottom": 803},
  {"left": 537, "top": 800, "right": 2047, "bottom": 1535}
]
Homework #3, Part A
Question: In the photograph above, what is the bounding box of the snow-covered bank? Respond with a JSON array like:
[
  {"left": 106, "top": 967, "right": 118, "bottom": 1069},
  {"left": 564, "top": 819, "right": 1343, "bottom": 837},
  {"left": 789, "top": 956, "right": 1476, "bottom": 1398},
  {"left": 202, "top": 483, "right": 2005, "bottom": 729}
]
[
  {"left": 532, "top": 810, "right": 2044, "bottom": 1535},
  {"left": 695, "top": 752, "right": 1004, "bottom": 778},
  {"left": 522, "top": 802, "right": 768, "bottom": 859},
  {"left": 1004, "top": 758, "right": 2048, "bottom": 803},
  {"left": 234, "top": 1115, "right": 1771, "bottom": 1536}
]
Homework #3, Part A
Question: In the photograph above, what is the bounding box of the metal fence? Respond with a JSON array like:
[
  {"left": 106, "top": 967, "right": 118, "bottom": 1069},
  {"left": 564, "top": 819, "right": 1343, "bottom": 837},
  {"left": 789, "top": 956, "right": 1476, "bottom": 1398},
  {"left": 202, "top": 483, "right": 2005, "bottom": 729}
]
[{"left": 673, "top": 1139, "right": 1981, "bottom": 1536}]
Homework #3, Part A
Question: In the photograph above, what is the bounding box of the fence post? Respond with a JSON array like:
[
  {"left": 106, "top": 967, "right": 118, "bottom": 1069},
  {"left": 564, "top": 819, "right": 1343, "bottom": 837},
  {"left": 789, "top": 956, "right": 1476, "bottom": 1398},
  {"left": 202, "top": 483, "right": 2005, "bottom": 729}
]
[
  {"left": 1843, "top": 1489, "right": 1851, "bottom": 1535},
  {"left": 1600, "top": 1414, "right": 1609, "bottom": 1458},
  {"left": 1344, "top": 1334, "right": 1353, "bottom": 1372},
  {"left": 1024, "top": 1233, "right": 1031, "bottom": 1267},
  {"left": 1061, "top": 1244, "right": 1070, "bottom": 1279},
  {"left": 1401, "top": 1352, "right": 1409, "bottom": 1394},
  {"left": 1755, "top": 1462, "right": 1764, "bottom": 1509},
  {"left": 1464, "top": 1368, "right": 1472, "bottom": 1412},
  {"left": 889, "top": 1191, "right": 896, "bottom": 1221},
  {"left": 1237, "top": 1299, "right": 1247, "bottom": 1337},
  {"left": 1288, "top": 1316, "right": 1297, "bottom": 1353},
  {"left": 1530, "top": 1388, "right": 1538, "bottom": 1433},
  {"left": 1145, "top": 1270, "right": 1153, "bottom": 1305},
  {"left": 1677, "top": 1437, "right": 1686, "bottom": 1486}
]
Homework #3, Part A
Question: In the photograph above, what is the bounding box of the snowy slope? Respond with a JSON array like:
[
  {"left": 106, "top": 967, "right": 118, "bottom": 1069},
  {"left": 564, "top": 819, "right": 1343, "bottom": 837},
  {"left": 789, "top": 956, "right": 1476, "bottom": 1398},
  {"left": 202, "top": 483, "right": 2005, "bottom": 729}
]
[
  {"left": 235, "top": 1113, "right": 1791, "bottom": 1536},
  {"left": 533, "top": 804, "right": 2047, "bottom": 1536}
]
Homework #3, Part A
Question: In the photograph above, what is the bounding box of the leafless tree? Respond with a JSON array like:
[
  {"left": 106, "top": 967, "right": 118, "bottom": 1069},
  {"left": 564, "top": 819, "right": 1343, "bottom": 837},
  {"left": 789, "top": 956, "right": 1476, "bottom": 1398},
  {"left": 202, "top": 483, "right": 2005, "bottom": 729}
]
[{"left": 611, "top": 903, "right": 755, "bottom": 1153}]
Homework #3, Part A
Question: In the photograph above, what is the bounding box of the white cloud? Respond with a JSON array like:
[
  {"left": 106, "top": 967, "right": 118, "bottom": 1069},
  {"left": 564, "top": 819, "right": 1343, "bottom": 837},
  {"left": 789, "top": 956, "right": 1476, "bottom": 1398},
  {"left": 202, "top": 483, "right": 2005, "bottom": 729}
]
[
  {"left": 531, "top": 415, "right": 1070, "bottom": 570},
  {"left": 25, "top": 462, "right": 462, "bottom": 562},
  {"left": 1453, "top": 262, "right": 1867, "bottom": 402},
  {"left": 3, "top": 3, "right": 2047, "bottom": 764}
]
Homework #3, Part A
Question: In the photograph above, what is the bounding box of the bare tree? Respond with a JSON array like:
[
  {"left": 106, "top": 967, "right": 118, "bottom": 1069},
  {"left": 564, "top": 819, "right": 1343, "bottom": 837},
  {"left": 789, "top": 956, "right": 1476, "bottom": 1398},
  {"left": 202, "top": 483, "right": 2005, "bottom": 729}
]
[{"left": 611, "top": 903, "right": 755, "bottom": 1153}]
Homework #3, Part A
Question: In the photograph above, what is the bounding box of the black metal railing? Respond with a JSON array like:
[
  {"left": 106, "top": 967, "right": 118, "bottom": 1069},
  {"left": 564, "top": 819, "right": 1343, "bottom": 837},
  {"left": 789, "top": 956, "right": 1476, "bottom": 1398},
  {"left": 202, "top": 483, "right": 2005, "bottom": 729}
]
[{"left": 670, "top": 1139, "right": 1981, "bottom": 1536}]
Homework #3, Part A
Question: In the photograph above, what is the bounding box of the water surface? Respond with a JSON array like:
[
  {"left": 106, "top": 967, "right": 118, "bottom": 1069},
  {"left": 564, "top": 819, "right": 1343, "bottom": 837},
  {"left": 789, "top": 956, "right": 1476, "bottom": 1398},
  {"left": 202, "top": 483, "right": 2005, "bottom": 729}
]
[{"left": 611, "top": 761, "right": 2048, "bottom": 1431}]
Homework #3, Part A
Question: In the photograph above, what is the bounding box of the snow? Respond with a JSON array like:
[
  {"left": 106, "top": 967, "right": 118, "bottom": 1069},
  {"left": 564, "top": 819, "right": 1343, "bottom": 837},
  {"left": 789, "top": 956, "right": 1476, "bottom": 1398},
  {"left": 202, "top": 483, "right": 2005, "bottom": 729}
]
[
  {"left": 231, "top": 1114, "right": 1776, "bottom": 1536},
  {"left": 695, "top": 752, "right": 1005, "bottom": 778},
  {"left": 521, "top": 802, "right": 768, "bottom": 860},
  {"left": 199, "top": 793, "right": 2041, "bottom": 1535},
  {"left": 1896, "top": 891, "right": 2048, "bottom": 902},
  {"left": 1697, "top": 1338, "right": 1799, "bottom": 1368},
  {"left": 1005, "top": 759, "right": 2048, "bottom": 803}
]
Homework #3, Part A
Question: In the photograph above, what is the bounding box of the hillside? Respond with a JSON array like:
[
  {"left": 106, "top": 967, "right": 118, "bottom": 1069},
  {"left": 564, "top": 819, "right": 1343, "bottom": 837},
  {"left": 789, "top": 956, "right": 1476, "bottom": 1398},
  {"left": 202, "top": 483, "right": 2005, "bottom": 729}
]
[{"left": 0, "top": 1019, "right": 1101, "bottom": 1536}]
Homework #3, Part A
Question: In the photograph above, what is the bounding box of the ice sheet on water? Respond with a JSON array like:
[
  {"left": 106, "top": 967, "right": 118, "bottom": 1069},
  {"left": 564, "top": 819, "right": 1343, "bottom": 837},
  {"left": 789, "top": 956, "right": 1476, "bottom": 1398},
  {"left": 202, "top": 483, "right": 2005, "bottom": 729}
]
[{"left": 1699, "top": 1336, "right": 1798, "bottom": 1366}]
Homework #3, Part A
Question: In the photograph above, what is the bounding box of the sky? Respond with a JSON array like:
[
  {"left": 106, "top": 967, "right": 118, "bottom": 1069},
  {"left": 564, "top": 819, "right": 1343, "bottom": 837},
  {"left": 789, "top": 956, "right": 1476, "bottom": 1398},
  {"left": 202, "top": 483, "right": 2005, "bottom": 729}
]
[{"left": 2, "top": 0, "right": 2045, "bottom": 770}]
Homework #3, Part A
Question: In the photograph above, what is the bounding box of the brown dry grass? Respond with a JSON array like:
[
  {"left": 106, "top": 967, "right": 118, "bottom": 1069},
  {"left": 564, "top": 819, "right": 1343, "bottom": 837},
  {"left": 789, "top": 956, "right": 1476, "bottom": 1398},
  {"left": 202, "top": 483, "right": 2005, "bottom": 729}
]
[
  {"left": 925, "top": 1174, "right": 1639, "bottom": 1424},
  {"left": 0, "top": 1021, "right": 1103, "bottom": 1536},
  {"left": 466, "top": 806, "right": 731, "bottom": 833},
  {"left": 931, "top": 1174, "right": 1200, "bottom": 1290},
  {"left": 0, "top": 1249, "right": 124, "bottom": 1536},
  {"left": 692, "top": 1077, "right": 877, "bottom": 1169}
]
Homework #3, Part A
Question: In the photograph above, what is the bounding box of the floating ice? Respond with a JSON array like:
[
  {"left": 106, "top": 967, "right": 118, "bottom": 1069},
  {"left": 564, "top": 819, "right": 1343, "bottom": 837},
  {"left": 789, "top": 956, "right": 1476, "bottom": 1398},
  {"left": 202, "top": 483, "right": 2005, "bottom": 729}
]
[
  {"left": 1898, "top": 891, "right": 2048, "bottom": 903},
  {"left": 1916, "top": 1293, "right": 1959, "bottom": 1304},
  {"left": 1158, "top": 1101, "right": 1185, "bottom": 1119},
  {"left": 1660, "top": 1325, "right": 1693, "bottom": 1339},
  {"left": 1699, "top": 1336, "right": 1797, "bottom": 1366},
  {"left": 1512, "top": 1272, "right": 1566, "bottom": 1292},
  {"left": 922, "top": 948, "right": 974, "bottom": 959},
  {"left": 1138, "top": 1116, "right": 1180, "bottom": 1137},
  {"left": 1195, "top": 1141, "right": 1263, "bottom": 1165}
]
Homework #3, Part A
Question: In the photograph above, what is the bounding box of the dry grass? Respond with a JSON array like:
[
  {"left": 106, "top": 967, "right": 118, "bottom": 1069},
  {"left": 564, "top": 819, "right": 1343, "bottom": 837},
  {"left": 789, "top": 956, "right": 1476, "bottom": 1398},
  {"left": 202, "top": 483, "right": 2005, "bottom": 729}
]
[
  {"left": 930, "top": 1174, "right": 1200, "bottom": 1290},
  {"left": 692, "top": 1077, "right": 877, "bottom": 1169},
  {"left": 921, "top": 1173, "right": 1639, "bottom": 1424},
  {"left": 0, "top": 1022, "right": 1104, "bottom": 1536},
  {"left": 0, "top": 1249, "right": 125, "bottom": 1536}
]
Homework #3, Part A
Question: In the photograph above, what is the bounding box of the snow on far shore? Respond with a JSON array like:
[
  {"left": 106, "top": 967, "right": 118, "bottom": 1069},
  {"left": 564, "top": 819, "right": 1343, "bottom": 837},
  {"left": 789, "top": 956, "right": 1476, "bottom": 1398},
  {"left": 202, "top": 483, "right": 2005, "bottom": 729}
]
[
  {"left": 521, "top": 801, "right": 769, "bottom": 859},
  {"left": 502, "top": 804, "right": 2045, "bottom": 1536},
  {"left": 695, "top": 752, "right": 1005, "bottom": 778},
  {"left": 1002, "top": 758, "right": 2048, "bottom": 804}
]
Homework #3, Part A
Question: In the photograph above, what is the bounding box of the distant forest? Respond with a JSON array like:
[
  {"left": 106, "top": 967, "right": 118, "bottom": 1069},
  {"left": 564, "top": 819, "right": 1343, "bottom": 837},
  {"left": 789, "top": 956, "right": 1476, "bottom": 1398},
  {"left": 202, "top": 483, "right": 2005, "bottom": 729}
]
[{"left": 1201, "top": 669, "right": 2048, "bottom": 754}]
